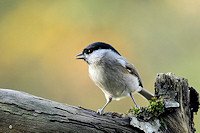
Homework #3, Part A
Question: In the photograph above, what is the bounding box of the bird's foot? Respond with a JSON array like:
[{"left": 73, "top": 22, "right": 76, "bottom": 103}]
[
  {"left": 97, "top": 109, "right": 104, "bottom": 115},
  {"left": 137, "top": 106, "right": 141, "bottom": 109},
  {"left": 135, "top": 105, "right": 141, "bottom": 109}
]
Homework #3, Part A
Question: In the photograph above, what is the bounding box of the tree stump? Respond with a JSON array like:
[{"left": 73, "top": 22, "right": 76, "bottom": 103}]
[{"left": 0, "top": 73, "right": 199, "bottom": 133}]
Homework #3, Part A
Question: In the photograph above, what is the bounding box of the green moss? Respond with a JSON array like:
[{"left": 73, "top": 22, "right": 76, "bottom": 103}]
[
  {"left": 159, "top": 117, "right": 167, "bottom": 130},
  {"left": 128, "top": 96, "right": 165, "bottom": 121}
]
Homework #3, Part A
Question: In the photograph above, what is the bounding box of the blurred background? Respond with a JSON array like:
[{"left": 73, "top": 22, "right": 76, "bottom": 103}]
[{"left": 0, "top": 0, "right": 199, "bottom": 131}]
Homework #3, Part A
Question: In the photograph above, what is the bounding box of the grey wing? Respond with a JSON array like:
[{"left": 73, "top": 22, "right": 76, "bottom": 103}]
[{"left": 117, "top": 58, "right": 143, "bottom": 87}]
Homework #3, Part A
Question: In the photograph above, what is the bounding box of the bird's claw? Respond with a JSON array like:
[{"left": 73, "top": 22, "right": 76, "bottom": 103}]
[
  {"left": 135, "top": 105, "right": 141, "bottom": 109},
  {"left": 97, "top": 109, "right": 103, "bottom": 115}
]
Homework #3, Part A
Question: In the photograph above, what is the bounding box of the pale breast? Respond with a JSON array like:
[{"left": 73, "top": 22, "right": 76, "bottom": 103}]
[
  {"left": 89, "top": 65, "right": 105, "bottom": 88},
  {"left": 89, "top": 64, "right": 129, "bottom": 99}
]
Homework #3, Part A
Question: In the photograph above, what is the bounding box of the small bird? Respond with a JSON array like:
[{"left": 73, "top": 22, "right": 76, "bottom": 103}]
[{"left": 76, "top": 42, "right": 153, "bottom": 114}]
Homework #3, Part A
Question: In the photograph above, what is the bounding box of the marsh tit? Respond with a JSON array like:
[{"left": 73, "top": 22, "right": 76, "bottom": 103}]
[{"left": 76, "top": 42, "right": 153, "bottom": 114}]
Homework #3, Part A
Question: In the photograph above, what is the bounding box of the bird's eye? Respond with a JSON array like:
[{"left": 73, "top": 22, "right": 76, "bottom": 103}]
[
  {"left": 83, "top": 49, "right": 94, "bottom": 55},
  {"left": 87, "top": 49, "right": 93, "bottom": 54}
]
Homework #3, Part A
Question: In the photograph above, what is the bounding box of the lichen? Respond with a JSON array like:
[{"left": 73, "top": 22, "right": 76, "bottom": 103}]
[{"left": 128, "top": 96, "right": 165, "bottom": 121}]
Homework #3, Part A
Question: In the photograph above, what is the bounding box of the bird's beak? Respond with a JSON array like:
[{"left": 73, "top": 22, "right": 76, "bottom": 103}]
[{"left": 76, "top": 53, "right": 84, "bottom": 60}]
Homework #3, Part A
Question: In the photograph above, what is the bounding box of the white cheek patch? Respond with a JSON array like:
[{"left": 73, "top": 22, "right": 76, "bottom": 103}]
[{"left": 87, "top": 49, "right": 112, "bottom": 64}]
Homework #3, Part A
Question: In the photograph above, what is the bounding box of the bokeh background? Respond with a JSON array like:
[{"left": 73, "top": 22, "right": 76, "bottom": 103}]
[{"left": 0, "top": 0, "right": 199, "bottom": 131}]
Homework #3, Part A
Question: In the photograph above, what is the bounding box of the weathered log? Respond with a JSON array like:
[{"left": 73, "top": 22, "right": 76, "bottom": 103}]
[
  {"left": 0, "top": 73, "right": 198, "bottom": 133},
  {"left": 0, "top": 89, "right": 140, "bottom": 133}
]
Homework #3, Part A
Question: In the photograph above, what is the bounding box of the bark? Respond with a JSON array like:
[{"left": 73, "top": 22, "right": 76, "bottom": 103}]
[
  {"left": 0, "top": 73, "right": 198, "bottom": 133},
  {"left": 0, "top": 89, "right": 141, "bottom": 133}
]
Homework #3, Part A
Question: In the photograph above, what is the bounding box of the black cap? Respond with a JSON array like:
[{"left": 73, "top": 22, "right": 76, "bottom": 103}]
[{"left": 82, "top": 42, "right": 121, "bottom": 56}]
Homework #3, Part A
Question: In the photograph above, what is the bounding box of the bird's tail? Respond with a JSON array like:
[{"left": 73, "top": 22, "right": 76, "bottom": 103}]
[{"left": 138, "top": 88, "right": 154, "bottom": 100}]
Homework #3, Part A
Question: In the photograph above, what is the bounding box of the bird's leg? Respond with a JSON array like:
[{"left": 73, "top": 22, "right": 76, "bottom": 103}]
[
  {"left": 97, "top": 97, "right": 112, "bottom": 115},
  {"left": 130, "top": 92, "right": 139, "bottom": 108}
]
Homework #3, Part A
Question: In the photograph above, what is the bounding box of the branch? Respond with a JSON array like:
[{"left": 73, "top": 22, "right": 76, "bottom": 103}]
[
  {"left": 0, "top": 89, "right": 141, "bottom": 133},
  {"left": 0, "top": 73, "right": 199, "bottom": 133}
]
